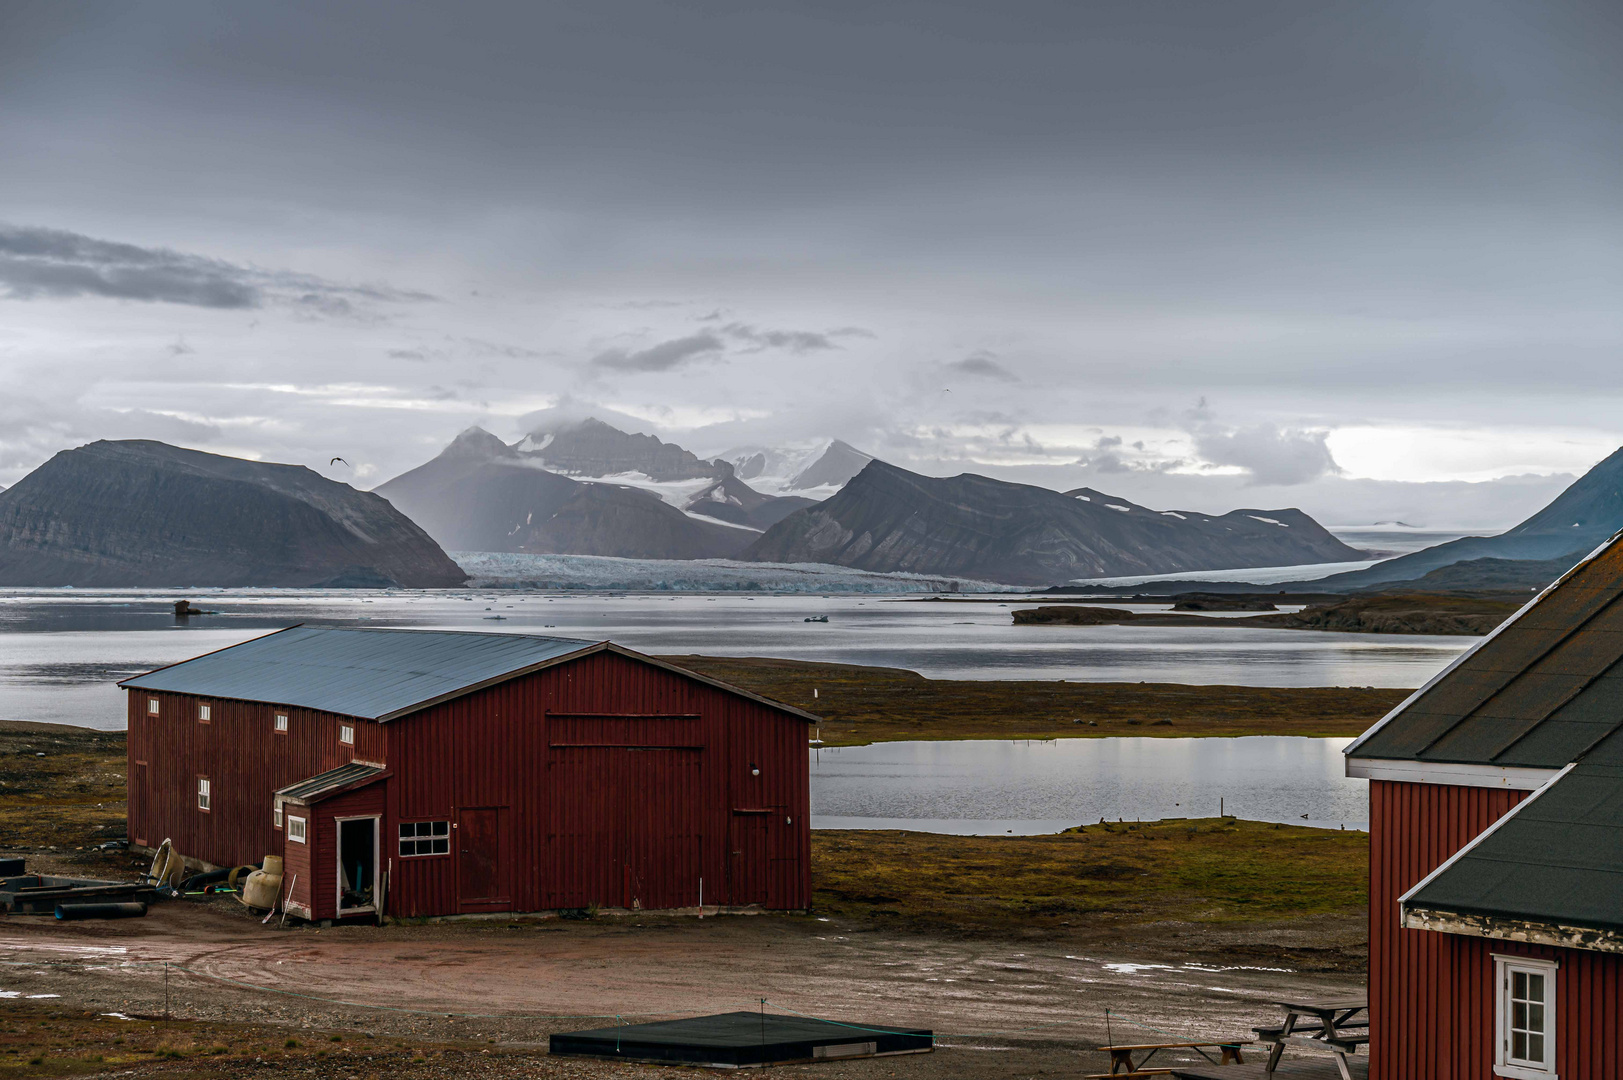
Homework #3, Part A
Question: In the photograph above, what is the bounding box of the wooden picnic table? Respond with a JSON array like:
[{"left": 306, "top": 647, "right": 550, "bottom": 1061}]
[
  {"left": 1259, "top": 994, "right": 1368, "bottom": 1080},
  {"left": 1090, "top": 1039, "right": 1250, "bottom": 1078}
]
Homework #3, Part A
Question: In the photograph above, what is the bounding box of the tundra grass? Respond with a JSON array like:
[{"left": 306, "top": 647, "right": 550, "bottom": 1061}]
[
  {"left": 661, "top": 655, "right": 1406, "bottom": 746},
  {"left": 811, "top": 819, "right": 1367, "bottom": 933}
]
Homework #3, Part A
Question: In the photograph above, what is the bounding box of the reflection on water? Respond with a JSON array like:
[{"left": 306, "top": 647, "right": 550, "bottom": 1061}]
[
  {"left": 810, "top": 736, "right": 1366, "bottom": 835},
  {"left": 0, "top": 589, "right": 1467, "bottom": 729}
]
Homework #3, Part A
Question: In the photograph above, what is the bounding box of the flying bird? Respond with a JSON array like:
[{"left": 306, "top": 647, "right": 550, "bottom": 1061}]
[{"left": 329, "top": 457, "right": 351, "bottom": 468}]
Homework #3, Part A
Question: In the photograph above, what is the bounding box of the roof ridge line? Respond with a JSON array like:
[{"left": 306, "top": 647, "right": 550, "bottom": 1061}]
[{"left": 1346, "top": 528, "right": 1623, "bottom": 762}]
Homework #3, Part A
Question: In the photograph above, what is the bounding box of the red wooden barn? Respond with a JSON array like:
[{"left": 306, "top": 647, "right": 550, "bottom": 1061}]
[
  {"left": 1346, "top": 535, "right": 1623, "bottom": 1079},
  {"left": 120, "top": 627, "right": 815, "bottom": 921}
]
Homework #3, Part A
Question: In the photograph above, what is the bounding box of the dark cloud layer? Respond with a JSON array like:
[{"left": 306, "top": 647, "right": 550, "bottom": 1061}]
[
  {"left": 0, "top": 224, "right": 433, "bottom": 314},
  {"left": 0, "top": 225, "right": 260, "bottom": 307},
  {"left": 945, "top": 353, "right": 1019, "bottom": 383},
  {"left": 593, "top": 333, "right": 725, "bottom": 372}
]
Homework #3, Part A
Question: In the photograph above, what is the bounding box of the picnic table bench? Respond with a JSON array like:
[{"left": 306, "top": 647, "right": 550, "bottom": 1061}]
[
  {"left": 1258, "top": 995, "right": 1368, "bottom": 1080},
  {"left": 1089, "top": 1039, "right": 1251, "bottom": 1078}
]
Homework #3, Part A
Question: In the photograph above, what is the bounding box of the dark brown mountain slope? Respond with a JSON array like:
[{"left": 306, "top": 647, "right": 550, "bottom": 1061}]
[
  {"left": 742, "top": 460, "right": 1360, "bottom": 585},
  {"left": 0, "top": 440, "right": 467, "bottom": 587}
]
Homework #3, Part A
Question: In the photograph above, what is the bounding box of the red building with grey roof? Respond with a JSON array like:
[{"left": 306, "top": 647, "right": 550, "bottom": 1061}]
[
  {"left": 1346, "top": 536, "right": 1623, "bottom": 1079},
  {"left": 121, "top": 627, "right": 815, "bottom": 922}
]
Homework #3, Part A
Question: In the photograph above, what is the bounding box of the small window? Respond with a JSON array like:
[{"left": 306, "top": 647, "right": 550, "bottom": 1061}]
[
  {"left": 198, "top": 703, "right": 211, "bottom": 722},
  {"left": 339, "top": 723, "right": 354, "bottom": 745},
  {"left": 197, "top": 777, "right": 211, "bottom": 811},
  {"left": 274, "top": 803, "right": 283, "bottom": 829},
  {"left": 287, "top": 816, "right": 307, "bottom": 844},
  {"left": 147, "top": 698, "right": 160, "bottom": 716},
  {"left": 1496, "top": 954, "right": 1557, "bottom": 1078},
  {"left": 398, "top": 821, "right": 450, "bottom": 856},
  {"left": 274, "top": 713, "right": 289, "bottom": 733}
]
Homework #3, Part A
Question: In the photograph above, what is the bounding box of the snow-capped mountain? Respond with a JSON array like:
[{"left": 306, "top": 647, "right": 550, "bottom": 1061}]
[
  {"left": 722, "top": 439, "right": 874, "bottom": 498},
  {"left": 374, "top": 420, "right": 820, "bottom": 558}
]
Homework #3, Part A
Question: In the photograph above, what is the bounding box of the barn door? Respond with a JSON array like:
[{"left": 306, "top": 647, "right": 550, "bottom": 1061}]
[
  {"left": 729, "top": 811, "right": 771, "bottom": 906},
  {"left": 457, "top": 807, "right": 509, "bottom": 912},
  {"left": 624, "top": 749, "right": 703, "bottom": 910}
]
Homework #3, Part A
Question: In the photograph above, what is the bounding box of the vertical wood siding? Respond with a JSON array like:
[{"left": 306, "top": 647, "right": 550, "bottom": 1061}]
[
  {"left": 130, "top": 648, "right": 811, "bottom": 918},
  {"left": 125, "top": 690, "right": 378, "bottom": 869},
  {"left": 1371, "top": 778, "right": 1623, "bottom": 1079}
]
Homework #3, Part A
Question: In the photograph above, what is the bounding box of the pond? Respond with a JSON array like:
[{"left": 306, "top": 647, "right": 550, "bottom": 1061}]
[{"left": 809, "top": 736, "right": 1365, "bottom": 834}]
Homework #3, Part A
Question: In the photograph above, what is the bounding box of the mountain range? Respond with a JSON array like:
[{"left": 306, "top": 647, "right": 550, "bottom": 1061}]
[
  {"left": 0, "top": 440, "right": 466, "bottom": 587},
  {"left": 740, "top": 459, "right": 1362, "bottom": 585},
  {"left": 373, "top": 419, "right": 873, "bottom": 559}
]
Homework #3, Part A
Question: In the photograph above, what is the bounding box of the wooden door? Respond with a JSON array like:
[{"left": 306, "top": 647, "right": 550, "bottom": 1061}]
[
  {"left": 729, "top": 811, "right": 770, "bottom": 905},
  {"left": 457, "top": 807, "right": 508, "bottom": 911},
  {"left": 624, "top": 750, "right": 704, "bottom": 910}
]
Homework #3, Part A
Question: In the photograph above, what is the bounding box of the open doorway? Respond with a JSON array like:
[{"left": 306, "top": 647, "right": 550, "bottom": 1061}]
[{"left": 336, "top": 816, "right": 378, "bottom": 916}]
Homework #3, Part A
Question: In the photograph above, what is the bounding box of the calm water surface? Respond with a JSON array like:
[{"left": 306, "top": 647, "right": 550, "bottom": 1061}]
[
  {"left": 810, "top": 736, "right": 1366, "bottom": 834},
  {"left": 0, "top": 589, "right": 1466, "bottom": 729}
]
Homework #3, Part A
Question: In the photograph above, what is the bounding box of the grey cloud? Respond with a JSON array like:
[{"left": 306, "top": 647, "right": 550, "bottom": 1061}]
[
  {"left": 1194, "top": 424, "right": 1340, "bottom": 486},
  {"left": 944, "top": 352, "right": 1019, "bottom": 382},
  {"left": 0, "top": 224, "right": 433, "bottom": 315},
  {"left": 720, "top": 323, "right": 846, "bottom": 354},
  {"left": 388, "top": 348, "right": 429, "bottom": 361},
  {"left": 0, "top": 226, "right": 260, "bottom": 307},
  {"left": 592, "top": 332, "right": 726, "bottom": 372}
]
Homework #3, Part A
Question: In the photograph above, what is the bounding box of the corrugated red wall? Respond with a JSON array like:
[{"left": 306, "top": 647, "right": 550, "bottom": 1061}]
[
  {"left": 125, "top": 690, "right": 380, "bottom": 867},
  {"left": 127, "top": 649, "right": 811, "bottom": 917},
  {"left": 386, "top": 649, "right": 810, "bottom": 916},
  {"left": 1370, "top": 778, "right": 1623, "bottom": 1079}
]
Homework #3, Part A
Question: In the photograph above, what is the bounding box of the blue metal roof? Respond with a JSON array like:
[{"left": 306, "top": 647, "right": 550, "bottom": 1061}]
[{"left": 120, "top": 626, "right": 599, "bottom": 721}]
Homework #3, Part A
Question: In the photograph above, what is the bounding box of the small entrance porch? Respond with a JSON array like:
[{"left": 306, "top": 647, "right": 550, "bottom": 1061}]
[{"left": 275, "top": 762, "right": 388, "bottom": 923}]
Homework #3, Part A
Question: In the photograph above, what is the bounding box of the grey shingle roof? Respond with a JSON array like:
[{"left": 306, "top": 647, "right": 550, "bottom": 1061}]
[
  {"left": 1348, "top": 532, "right": 1623, "bottom": 767},
  {"left": 1402, "top": 730, "right": 1623, "bottom": 933},
  {"left": 276, "top": 761, "right": 387, "bottom": 803},
  {"left": 120, "top": 626, "right": 598, "bottom": 721}
]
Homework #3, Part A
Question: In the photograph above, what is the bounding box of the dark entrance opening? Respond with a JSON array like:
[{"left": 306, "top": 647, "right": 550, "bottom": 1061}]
[{"left": 337, "top": 817, "right": 376, "bottom": 914}]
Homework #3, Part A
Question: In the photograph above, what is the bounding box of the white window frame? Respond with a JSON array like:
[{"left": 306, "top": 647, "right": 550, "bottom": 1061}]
[
  {"left": 398, "top": 820, "right": 451, "bottom": 857},
  {"left": 198, "top": 702, "right": 211, "bottom": 722},
  {"left": 1494, "top": 954, "right": 1558, "bottom": 1079},
  {"left": 339, "top": 723, "right": 354, "bottom": 745},
  {"left": 274, "top": 713, "right": 289, "bottom": 733},
  {"left": 197, "top": 776, "right": 211, "bottom": 811},
  {"left": 273, "top": 800, "right": 283, "bottom": 829},
  {"left": 287, "top": 816, "right": 307, "bottom": 844},
  {"left": 147, "top": 698, "right": 160, "bottom": 716}
]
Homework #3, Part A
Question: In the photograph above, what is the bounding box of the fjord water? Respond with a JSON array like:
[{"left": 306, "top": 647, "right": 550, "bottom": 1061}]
[
  {"left": 0, "top": 589, "right": 1468, "bottom": 730},
  {"left": 810, "top": 736, "right": 1367, "bottom": 834}
]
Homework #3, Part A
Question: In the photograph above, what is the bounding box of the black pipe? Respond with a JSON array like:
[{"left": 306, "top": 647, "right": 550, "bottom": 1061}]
[{"left": 54, "top": 902, "right": 147, "bottom": 920}]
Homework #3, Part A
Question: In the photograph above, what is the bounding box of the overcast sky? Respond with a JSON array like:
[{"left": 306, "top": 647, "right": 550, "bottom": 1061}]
[{"left": 2, "top": 0, "right": 1619, "bottom": 527}]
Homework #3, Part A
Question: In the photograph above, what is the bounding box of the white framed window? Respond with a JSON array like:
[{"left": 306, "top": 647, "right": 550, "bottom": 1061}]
[
  {"left": 287, "top": 816, "right": 307, "bottom": 844},
  {"left": 147, "top": 698, "right": 160, "bottom": 716},
  {"left": 1495, "top": 954, "right": 1557, "bottom": 1079},
  {"left": 399, "top": 821, "right": 450, "bottom": 856},
  {"left": 274, "top": 713, "right": 289, "bottom": 733},
  {"left": 273, "top": 800, "right": 283, "bottom": 829},
  {"left": 339, "top": 723, "right": 354, "bottom": 745},
  {"left": 198, "top": 702, "right": 211, "bottom": 722},
  {"left": 197, "top": 776, "right": 211, "bottom": 811}
]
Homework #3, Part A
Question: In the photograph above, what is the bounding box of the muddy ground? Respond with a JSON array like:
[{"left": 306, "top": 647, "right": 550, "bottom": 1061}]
[{"left": 0, "top": 897, "right": 1365, "bottom": 1079}]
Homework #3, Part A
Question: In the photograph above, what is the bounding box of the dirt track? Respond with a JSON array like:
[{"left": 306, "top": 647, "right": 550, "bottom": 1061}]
[{"left": 0, "top": 900, "right": 1364, "bottom": 1077}]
